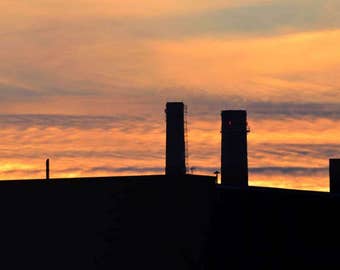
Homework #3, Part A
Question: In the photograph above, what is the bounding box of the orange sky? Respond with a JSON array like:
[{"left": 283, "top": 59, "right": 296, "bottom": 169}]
[{"left": 1, "top": 0, "right": 340, "bottom": 191}]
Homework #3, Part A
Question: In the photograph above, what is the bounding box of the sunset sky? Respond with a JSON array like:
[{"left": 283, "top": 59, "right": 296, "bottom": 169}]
[{"left": 1, "top": 0, "right": 340, "bottom": 191}]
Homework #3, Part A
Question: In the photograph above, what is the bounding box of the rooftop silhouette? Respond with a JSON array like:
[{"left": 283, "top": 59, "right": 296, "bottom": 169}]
[{"left": 0, "top": 103, "right": 339, "bottom": 269}]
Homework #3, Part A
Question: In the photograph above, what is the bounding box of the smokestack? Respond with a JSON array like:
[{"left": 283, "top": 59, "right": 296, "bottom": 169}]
[
  {"left": 165, "top": 102, "right": 186, "bottom": 176},
  {"left": 221, "top": 110, "right": 248, "bottom": 187},
  {"left": 330, "top": 159, "right": 340, "bottom": 193}
]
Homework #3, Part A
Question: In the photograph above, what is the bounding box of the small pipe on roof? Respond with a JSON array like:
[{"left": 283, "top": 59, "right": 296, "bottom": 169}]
[{"left": 46, "top": 159, "right": 50, "bottom": 180}]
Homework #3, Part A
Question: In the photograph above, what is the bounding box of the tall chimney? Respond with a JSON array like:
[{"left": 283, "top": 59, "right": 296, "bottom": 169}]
[
  {"left": 165, "top": 102, "right": 186, "bottom": 176},
  {"left": 221, "top": 110, "right": 248, "bottom": 187},
  {"left": 330, "top": 159, "right": 340, "bottom": 193}
]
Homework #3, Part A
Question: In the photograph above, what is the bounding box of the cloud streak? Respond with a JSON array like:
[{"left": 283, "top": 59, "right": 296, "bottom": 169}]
[
  {"left": 122, "top": 0, "right": 340, "bottom": 38},
  {"left": 0, "top": 0, "right": 339, "bottom": 192},
  {"left": 250, "top": 166, "right": 328, "bottom": 176},
  {"left": 0, "top": 114, "right": 151, "bottom": 130}
]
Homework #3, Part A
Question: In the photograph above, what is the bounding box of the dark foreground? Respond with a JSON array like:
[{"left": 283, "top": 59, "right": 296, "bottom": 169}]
[{"left": 0, "top": 175, "right": 339, "bottom": 269}]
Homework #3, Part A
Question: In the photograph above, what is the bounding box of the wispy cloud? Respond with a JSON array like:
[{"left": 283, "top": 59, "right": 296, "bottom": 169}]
[
  {"left": 250, "top": 166, "right": 328, "bottom": 176},
  {"left": 252, "top": 143, "right": 340, "bottom": 160},
  {"left": 0, "top": 0, "right": 339, "bottom": 191},
  {"left": 85, "top": 166, "right": 163, "bottom": 174},
  {"left": 0, "top": 114, "right": 151, "bottom": 130},
  {"left": 120, "top": 0, "right": 340, "bottom": 38}
]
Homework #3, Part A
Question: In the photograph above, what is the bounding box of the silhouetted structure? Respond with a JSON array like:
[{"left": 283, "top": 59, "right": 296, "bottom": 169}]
[
  {"left": 46, "top": 159, "right": 50, "bottom": 180},
  {"left": 330, "top": 159, "right": 340, "bottom": 193},
  {"left": 0, "top": 175, "right": 215, "bottom": 270},
  {"left": 221, "top": 110, "right": 248, "bottom": 187},
  {"left": 165, "top": 102, "right": 186, "bottom": 175},
  {"left": 2, "top": 103, "right": 340, "bottom": 269},
  {"left": 1, "top": 176, "right": 340, "bottom": 269}
]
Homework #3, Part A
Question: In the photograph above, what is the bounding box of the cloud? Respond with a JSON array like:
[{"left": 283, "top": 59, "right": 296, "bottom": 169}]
[
  {"left": 0, "top": 0, "right": 269, "bottom": 21},
  {"left": 250, "top": 166, "right": 328, "bottom": 176},
  {"left": 1, "top": 9, "right": 340, "bottom": 116},
  {"left": 0, "top": 114, "right": 151, "bottom": 130},
  {"left": 0, "top": 112, "right": 337, "bottom": 191},
  {"left": 252, "top": 143, "right": 340, "bottom": 160},
  {"left": 0, "top": 0, "right": 339, "bottom": 191},
  {"left": 137, "top": 0, "right": 340, "bottom": 38},
  {"left": 149, "top": 30, "right": 340, "bottom": 103},
  {"left": 162, "top": 92, "right": 340, "bottom": 121},
  {"left": 0, "top": 149, "right": 163, "bottom": 161},
  {"left": 174, "top": 91, "right": 340, "bottom": 120},
  {"left": 0, "top": 86, "right": 39, "bottom": 100},
  {"left": 85, "top": 166, "right": 163, "bottom": 174},
  {"left": 247, "top": 102, "right": 340, "bottom": 120},
  {"left": 4, "top": 0, "right": 339, "bottom": 40}
]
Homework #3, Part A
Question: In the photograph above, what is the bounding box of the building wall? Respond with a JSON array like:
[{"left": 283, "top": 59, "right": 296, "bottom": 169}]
[
  {"left": 0, "top": 175, "right": 215, "bottom": 270},
  {"left": 209, "top": 186, "right": 339, "bottom": 269},
  {"left": 1, "top": 176, "right": 340, "bottom": 269}
]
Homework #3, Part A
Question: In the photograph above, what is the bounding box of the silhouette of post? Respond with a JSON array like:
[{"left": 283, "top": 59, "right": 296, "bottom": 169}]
[
  {"left": 221, "top": 110, "right": 248, "bottom": 187},
  {"left": 330, "top": 159, "right": 340, "bottom": 193},
  {"left": 165, "top": 102, "right": 186, "bottom": 176},
  {"left": 214, "top": 170, "right": 220, "bottom": 184},
  {"left": 46, "top": 159, "right": 50, "bottom": 180}
]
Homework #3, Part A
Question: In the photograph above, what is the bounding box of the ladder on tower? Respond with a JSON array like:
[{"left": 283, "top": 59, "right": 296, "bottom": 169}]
[{"left": 184, "top": 104, "right": 189, "bottom": 173}]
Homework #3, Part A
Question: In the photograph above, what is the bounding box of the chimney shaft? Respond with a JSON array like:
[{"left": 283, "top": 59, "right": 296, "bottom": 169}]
[
  {"left": 166, "top": 102, "right": 186, "bottom": 176},
  {"left": 330, "top": 159, "right": 340, "bottom": 193},
  {"left": 221, "top": 110, "right": 248, "bottom": 187}
]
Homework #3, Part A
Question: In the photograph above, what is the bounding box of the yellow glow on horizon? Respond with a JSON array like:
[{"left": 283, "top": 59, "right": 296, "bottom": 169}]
[
  {"left": 250, "top": 175, "right": 329, "bottom": 192},
  {"left": 0, "top": 112, "right": 338, "bottom": 191},
  {"left": 0, "top": 163, "right": 37, "bottom": 172}
]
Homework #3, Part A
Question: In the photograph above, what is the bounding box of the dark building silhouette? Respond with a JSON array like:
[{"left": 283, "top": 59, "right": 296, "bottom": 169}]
[
  {"left": 221, "top": 110, "right": 248, "bottom": 187},
  {"left": 330, "top": 159, "right": 340, "bottom": 193},
  {"left": 1, "top": 176, "right": 340, "bottom": 269},
  {"left": 2, "top": 103, "right": 340, "bottom": 269},
  {"left": 0, "top": 175, "right": 216, "bottom": 270},
  {"left": 165, "top": 102, "right": 186, "bottom": 175}
]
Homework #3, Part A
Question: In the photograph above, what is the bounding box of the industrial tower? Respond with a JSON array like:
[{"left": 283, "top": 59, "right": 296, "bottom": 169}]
[
  {"left": 165, "top": 102, "right": 187, "bottom": 176},
  {"left": 221, "top": 110, "right": 249, "bottom": 187}
]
